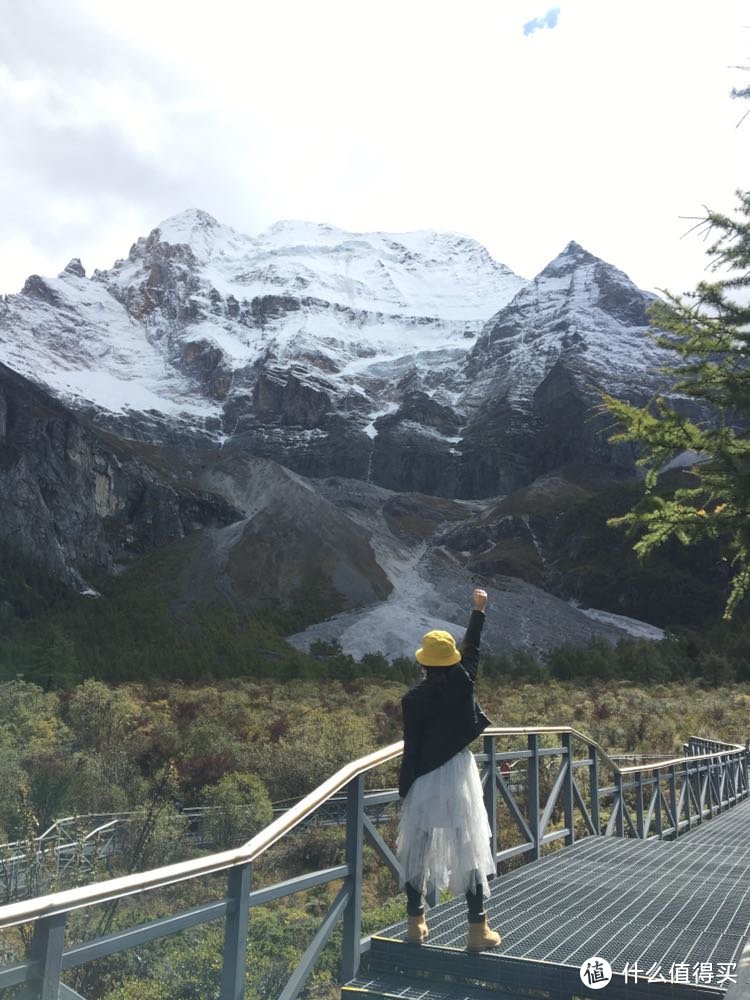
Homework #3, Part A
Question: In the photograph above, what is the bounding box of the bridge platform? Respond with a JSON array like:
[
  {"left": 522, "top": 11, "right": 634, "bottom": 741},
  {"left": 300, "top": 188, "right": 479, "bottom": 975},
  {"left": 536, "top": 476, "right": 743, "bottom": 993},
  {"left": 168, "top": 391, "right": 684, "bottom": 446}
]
[{"left": 345, "top": 798, "right": 750, "bottom": 999}]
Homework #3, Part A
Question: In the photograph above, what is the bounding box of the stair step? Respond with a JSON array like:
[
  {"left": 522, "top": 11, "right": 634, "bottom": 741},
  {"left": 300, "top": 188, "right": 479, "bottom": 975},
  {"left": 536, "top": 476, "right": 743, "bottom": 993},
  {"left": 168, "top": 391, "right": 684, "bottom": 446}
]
[
  {"left": 342, "top": 971, "right": 513, "bottom": 999},
  {"left": 368, "top": 936, "right": 543, "bottom": 992},
  {"left": 365, "top": 936, "right": 724, "bottom": 1000}
]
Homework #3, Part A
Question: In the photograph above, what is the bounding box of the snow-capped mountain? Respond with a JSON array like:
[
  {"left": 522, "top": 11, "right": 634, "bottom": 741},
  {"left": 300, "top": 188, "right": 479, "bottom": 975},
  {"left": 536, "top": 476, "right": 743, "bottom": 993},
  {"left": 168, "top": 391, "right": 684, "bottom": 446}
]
[
  {"left": 0, "top": 212, "right": 710, "bottom": 651},
  {"left": 439, "top": 241, "right": 672, "bottom": 496},
  {"left": 364, "top": 241, "right": 672, "bottom": 497},
  {"left": 0, "top": 209, "right": 667, "bottom": 497},
  {"left": 461, "top": 241, "right": 663, "bottom": 406},
  {"left": 0, "top": 209, "right": 522, "bottom": 436}
]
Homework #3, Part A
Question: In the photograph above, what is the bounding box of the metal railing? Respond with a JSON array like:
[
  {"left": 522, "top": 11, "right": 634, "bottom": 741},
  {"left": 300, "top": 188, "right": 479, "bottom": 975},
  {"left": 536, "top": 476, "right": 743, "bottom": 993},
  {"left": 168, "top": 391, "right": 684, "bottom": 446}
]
[
  {"left": 0, "top": 797, "right": 392, "bottom": 903},
  {"left": 0, "top": 813, "right": 195, "bottom": 902},
  {"left": 0, "top": 727, "right": 746, "bottom": 999}
]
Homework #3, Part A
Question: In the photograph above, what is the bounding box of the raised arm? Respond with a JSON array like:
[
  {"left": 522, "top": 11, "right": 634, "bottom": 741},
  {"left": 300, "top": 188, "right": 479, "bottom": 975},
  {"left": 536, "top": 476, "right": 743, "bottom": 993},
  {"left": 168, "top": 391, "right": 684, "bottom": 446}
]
[{"left": 459, "top": 588, "right": 487, "bottom": 681}]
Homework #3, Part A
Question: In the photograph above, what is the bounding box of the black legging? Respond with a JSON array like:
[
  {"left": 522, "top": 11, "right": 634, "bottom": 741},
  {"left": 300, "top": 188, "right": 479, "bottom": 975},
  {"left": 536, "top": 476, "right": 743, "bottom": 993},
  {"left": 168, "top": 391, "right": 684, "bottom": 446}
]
[{"left": 406, "top": 879, "right": 485, "bottom": 921}]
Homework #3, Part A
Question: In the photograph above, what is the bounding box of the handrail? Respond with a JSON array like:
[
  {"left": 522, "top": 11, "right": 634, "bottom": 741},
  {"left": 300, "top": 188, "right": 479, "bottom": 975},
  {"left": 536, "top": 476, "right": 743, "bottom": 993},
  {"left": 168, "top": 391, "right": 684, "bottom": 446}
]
[
  {"left": 81, "top": 819, "right": 121, "bottom": 843},
  {"left": 0, "top": 730, "right": 744, "bottom": 929},
  {"left": 484, "top": 725, "right": 622, "bottom": 771},
  {"left": 0, "top": 813, "right": 133, "bottom": 854},
  {"left": 618, "top": 747, "right": 745, "bottom": 775},
  {"left": 1, "top": 806, "right": 276, "bottom": 859},
  {"left": 485, "top": 726, "right": 744, "bottom": 775},
  {"left": 0, "top": 740, "right": 403, "bottom": 928}
]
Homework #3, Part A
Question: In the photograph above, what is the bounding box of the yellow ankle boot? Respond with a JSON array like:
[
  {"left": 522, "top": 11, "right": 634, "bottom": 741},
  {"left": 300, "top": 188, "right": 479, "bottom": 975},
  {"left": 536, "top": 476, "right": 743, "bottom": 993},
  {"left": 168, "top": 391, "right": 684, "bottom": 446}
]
[
  {"left": 467, "top": 915, "right": 501, "bottom": 951},
  {"left": 406, "top": 912, "right": 429, "bottom": 944}
]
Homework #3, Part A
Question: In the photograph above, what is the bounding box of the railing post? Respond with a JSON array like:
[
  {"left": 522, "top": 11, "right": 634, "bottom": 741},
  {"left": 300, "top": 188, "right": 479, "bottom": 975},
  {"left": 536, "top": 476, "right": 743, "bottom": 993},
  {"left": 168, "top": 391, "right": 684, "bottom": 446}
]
[
  {"left": 341, "top": 774, "right": 364, "bottom": 983},
  {"left": 715, "top": 756, "right": 723, "bottom": 814},
  {"left": 19, "top": 912, "right": 67, "bottom": 1000},
  {"left": 688, "top": 762, "right": 701, "bottom": 828},
  {"left": 562, "top": 733, "right": 574, "bottom": 846},
  {"left": 528, "top": 733, "right": 541, "bottom": 860},
  {"left": 654, "top": 769, "right": 663, "bottom": 838},
  {"left": 614, "top": 771, "right": 624, "bottom": 837},
  {"left": 684, "top": 760, "right": 692, "bottom": 832},
  {"left": 220, "top": 862, "right": 252, "bottom": 1000},
  {"left": 635, "top": 771, "right": 644, "bottom": 838},
  {"left": 669, "top": 764, "right": 678, "bottom": 835},
  {"left": 589, "top": 745, "right": 600, "bottom": 835},
  {"left": 483, "top": 735, "right": 498, "bottom": 864},
  {"left": 713, "top": 756, "right": 720, "bottom": 812},
  {"left": 713, "top": 756, "right": 719, "bottom": 812}
]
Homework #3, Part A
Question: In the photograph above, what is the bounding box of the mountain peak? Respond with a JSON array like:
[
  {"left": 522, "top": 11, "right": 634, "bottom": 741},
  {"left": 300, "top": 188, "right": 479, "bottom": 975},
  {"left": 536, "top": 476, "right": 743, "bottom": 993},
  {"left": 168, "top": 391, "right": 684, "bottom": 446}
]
[
  {"left": 159, "top": 207, "right": 220, "bottom": 229},
  {"left": 141, "top": 208, "right": 244, "bottom": 265},
  {"left": 60, "top": 258, "right": 86, "bottom": 279},
  {"left": 153, "top": 208, "right": 225, "bottom": 247},
  {"left": 529, "top": 241, "right": 609, "bottom": 287},
  {"left": 543, "top": 240, "right": 601, "bottom": 271}
]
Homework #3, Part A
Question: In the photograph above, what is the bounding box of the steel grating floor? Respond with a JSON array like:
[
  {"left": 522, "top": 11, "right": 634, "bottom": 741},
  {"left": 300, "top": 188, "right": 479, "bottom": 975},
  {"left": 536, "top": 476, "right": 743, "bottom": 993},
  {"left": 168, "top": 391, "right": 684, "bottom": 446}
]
[{"left": 376, "top": 797, "right": 750, "bottom": 993}]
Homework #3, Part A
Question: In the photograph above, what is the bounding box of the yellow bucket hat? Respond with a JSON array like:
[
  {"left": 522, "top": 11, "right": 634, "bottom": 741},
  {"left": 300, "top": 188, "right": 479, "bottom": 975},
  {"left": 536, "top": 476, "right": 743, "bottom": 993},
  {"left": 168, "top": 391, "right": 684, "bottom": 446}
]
[{"left": 415, "top": 630, "right": 461, "bottom": 667}]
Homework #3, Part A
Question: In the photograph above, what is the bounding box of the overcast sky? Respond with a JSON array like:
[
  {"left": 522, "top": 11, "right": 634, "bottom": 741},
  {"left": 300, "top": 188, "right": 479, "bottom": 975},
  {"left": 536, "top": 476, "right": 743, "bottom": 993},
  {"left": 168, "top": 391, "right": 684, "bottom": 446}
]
[{"left": 1, "top": 0, "right": 748, "bottom": 297}]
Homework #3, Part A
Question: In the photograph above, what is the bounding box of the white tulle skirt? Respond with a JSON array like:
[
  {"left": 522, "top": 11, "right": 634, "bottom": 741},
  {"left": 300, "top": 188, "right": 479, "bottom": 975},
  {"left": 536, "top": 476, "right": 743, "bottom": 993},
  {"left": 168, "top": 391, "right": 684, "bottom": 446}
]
[{"left": 397, "top": 747, "right": 495, "bottom": 900}]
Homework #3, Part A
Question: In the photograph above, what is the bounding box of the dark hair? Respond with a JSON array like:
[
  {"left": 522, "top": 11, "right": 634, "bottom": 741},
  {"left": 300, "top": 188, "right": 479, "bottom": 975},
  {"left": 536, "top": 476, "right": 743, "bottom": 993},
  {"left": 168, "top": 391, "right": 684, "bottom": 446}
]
[{"left": 424, "top": 669, "right": 449, "bottom": 687}]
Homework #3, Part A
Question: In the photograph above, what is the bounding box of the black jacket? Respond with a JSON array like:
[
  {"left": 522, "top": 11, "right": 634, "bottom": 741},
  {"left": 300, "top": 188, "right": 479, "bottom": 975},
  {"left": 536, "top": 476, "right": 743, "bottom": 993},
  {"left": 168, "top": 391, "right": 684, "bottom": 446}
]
[{"left": 398, "top": 610, "right": 492, "bottom": 798}]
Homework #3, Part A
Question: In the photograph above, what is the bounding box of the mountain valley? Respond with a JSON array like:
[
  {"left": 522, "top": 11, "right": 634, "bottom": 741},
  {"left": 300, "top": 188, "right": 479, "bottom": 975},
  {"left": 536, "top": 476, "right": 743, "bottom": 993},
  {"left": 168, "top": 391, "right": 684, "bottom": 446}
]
[{"left": 0, "top": 210, "right": 724, "bottom": 668}]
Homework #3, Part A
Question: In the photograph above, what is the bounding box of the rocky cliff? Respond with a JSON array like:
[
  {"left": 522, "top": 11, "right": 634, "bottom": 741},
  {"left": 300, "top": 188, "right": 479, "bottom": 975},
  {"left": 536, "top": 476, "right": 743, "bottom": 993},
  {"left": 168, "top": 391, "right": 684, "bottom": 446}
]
[{"left": 0, "top": 363, "right": 240, "bottom": 588}]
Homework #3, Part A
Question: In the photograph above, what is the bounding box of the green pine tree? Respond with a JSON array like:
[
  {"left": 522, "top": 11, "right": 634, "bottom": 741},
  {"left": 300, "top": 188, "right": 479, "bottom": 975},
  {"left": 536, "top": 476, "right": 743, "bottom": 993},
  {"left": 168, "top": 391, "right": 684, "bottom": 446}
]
[{"left": 603, "top": 188, "right": 750, "bottom": 618}]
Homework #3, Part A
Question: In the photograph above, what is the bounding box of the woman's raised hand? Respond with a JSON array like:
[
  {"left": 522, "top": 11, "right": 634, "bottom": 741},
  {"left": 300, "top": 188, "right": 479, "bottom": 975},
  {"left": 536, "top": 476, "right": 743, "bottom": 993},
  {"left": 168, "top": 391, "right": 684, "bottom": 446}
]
[{"left": 472, "top": 588, "right": 488, "bottom": 612}]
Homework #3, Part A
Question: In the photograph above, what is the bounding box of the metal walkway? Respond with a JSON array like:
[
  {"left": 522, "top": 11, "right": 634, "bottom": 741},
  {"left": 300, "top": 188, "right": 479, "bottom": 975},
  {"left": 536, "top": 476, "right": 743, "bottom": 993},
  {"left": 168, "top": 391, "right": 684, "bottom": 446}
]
[
  {"left": 348, "top": 798, "right": 750, "bottom": 999},
  {"left": 2, "top": 729, "right": 746, "bottom": 999}
]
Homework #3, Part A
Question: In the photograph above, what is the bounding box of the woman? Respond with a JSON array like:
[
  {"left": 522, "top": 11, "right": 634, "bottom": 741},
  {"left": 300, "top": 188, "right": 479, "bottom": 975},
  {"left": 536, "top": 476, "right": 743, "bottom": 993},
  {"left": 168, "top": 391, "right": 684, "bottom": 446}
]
[{"left": 397, "top": 587, "right": 501, "bottom": 951}]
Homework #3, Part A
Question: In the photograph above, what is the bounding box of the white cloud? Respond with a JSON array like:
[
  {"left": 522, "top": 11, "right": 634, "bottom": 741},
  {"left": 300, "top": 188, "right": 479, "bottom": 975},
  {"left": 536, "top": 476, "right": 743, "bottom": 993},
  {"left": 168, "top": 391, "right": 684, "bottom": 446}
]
[
  {"left": 524, "top": 6, "right": 561, "bottom": 36},
  {"left": 0, "top": 0, "right": 748, "bottom": 296}
]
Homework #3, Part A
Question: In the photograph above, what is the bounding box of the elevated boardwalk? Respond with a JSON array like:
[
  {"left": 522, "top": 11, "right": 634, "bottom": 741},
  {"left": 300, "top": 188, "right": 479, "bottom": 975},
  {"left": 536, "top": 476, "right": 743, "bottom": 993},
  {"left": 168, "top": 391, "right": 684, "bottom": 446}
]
[
  {"left": 349, "top": 798, "right": 750, "bottom": 999},
  {"left": 1, "top": 729, "right": 747, "bottom": 999}
]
